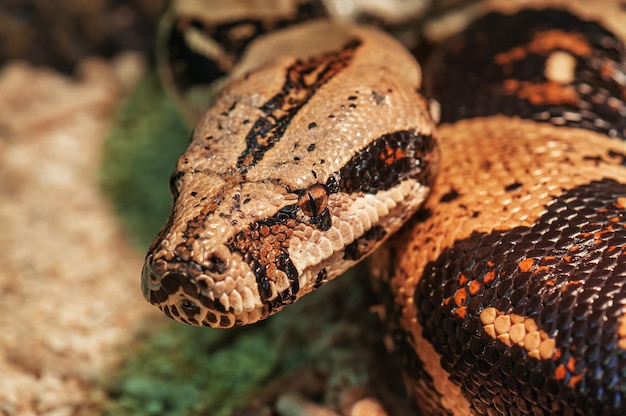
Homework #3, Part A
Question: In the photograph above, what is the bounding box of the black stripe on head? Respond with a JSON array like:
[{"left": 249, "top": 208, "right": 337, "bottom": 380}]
[
  {"left": 427, "top": 9, "right": 626, "bottom": 139},
  {"left": 313, "top": 268, "right": 327, "bottom": 289},
  {"left": 415, "top": 178, "right": 626, "bottom": 414},
  {"left": 337, "top": 129, "right": 436, "bottom": 194},
  {"left": 236, "top": 39, "right": 362, "bottom": 172},
  {"left": 228, "top": 205, "right": 300, "bottom": 306},
  {"left": 344, "top": 225, "right": 387, "bottom": 261}
]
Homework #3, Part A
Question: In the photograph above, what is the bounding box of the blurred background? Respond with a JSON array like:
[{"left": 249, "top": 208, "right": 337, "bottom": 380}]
[{"left": 0, "top": 0, "right": 165, "bottom": 72}]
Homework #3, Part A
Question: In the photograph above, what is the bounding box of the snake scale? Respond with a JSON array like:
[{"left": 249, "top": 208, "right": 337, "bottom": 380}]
[{"left": 141, "top": 0, "right": 626, "bottom": 414}]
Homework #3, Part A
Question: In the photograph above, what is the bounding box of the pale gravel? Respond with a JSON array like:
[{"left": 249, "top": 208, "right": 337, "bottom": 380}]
[{"left": 0, "top": 54, "right": 162, "bottom": 416}]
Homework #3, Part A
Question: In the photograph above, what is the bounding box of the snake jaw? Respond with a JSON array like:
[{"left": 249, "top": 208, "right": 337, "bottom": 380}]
[{"left": 140, "top": 261, "right": 157, "bottom": 299}]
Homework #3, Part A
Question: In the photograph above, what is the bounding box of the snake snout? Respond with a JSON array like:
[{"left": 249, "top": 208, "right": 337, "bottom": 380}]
[
  {"left": 141, "top": 259, "right": 217, "bottom": 326},
  {"left": 141, "top": 245, "right": 263, "bottom": 328}
]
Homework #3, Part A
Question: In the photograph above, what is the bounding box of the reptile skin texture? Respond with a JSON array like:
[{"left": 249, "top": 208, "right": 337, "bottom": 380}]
[{"left": 376, "top": 5, "right": 626, "bottom": 415}]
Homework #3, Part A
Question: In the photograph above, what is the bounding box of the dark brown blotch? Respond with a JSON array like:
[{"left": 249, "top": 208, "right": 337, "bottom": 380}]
[
  {"left": 415, "top": 179, "right": 626, "bottom": 414},
  {"left": 337, "top": 129, "right": 436, "bottom": 195},
  {"left": 235, "top": 39, "right": 362, "bottom": 172},
  {"left": 440, "top": 188, "right": 460, "bottom": 203},
  {"left": 344, "top": 225, "right": 387, "bottom": 261},
  {"left": 504, "top": 182, "right": 522, "bottom": 192}
]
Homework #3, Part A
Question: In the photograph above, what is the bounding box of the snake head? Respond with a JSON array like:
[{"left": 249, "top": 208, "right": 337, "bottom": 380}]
[
  {"left": 141, "top": 125, "right": 437, "bottom": 328},
  {"left": 141, "top": 115, "right": 438, "bottom": 329},
  {"left": 141, "top": 169, "right": 302, "bottom": 328},
  {"left": 142, "top": 20, "right": 439, "bottom": 328}
]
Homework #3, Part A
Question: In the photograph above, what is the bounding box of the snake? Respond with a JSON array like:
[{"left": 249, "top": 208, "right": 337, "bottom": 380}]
[{"left": 140, "top": 0, "right": 626, "bottom": 414}]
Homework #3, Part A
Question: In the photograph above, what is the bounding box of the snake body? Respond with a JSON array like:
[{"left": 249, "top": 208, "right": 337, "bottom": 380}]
[
  {"left": 378, "top": 4, "right": 626, "bottom": 414},
  {"left": 142, "top": 1, "right": 626, "bottom": 414}
]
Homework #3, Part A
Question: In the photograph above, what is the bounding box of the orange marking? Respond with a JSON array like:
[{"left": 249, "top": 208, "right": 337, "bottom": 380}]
[
  {"left": 459, "top": 273, "right": 469, "bottom": 286},
  {"left": 588, "top": 225, "right": 617, "bottom": 246},
  {"left": 469, "top": 280, "right": 482, "bottom": 295},
  {"left": 454, "top": 288, "right": 467, "bottom": 307},
  {"left": 484, "top": 270, "right": 496, "bottom": 284},
  {"left": 569, "top": 373, "right": 584, "bottom": 388},
  {"left": 380, "top": 146, "right": 405, "bottom": 165},
  {"left": 596, "top": 225, "right": 614, "bottom": 236},
  {"left": 561, "top": 281, "right": 582, "bottom": 292},
  {"left": 379, "top": 147, "right": 391, "bottom": 164},
  {"left": 618, "top": 312, "right": 626, "bottom": 350},
  {"left": 529, "top": 30, "right": 591, "bottom": 55},
  {"left": 456, "top": 306, "right": 467, "bottom": 319},
  {"left": 555, "top": 364, "right": 567, "bottom": 381},
  {"left": 518, "top": 258, "right": 535, "bottom": 272},
  {"left": 502, "top": 79, "right": 579, "bottom": 106},
  {"left": 495, "top": 46, "right": 527, "bottom": 65},
  {"left": 542, "top": 256, "right": 557, "bottom": 262},
  {"left": 533, "top": 265, "right": 551, "bottom": 275},
  {"left": 495, "top": 30, "right": 591, "bottom": 65},
  {"left": 600, "top": 60, "right": 617, "bottom": 79},
  {"left": 562, "top": 358, "right": 584, "bottom": 388},
  {"left": 616, "top": 197, "right": 626, "bottom": 209},
  {"left": 620, "top": 314, "right": 626, "bottom": 339},
  {"left": 487, "top": 261, "right": 495, "bottom": 268},
  {"left": 566, "top": 357, "right": 576, "bottom": 372}
]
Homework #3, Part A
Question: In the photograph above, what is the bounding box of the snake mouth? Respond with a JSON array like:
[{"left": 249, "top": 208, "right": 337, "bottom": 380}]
[
  {"left": 141, "top": 260, "right": 164, "bottom": 303},
  {"left": 141, "top": 252, "right": 171, "bottom": 300},
  {"left": 141, "top": 261, "right": 215, "bottom": 326},
  {"left": 140, "top": 264, "right": 154, "bottom": 301},
  {"left": 141, "top": 253, "right": 265, "bottom": 328}
]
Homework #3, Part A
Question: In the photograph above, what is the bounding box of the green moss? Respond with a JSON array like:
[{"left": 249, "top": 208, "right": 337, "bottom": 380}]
[
  {"left": 104, "top": 323, "right": 278, "bottom": 416},
  {"left": 99, "top": 72, "right": 190, "bottom": 249},
  {"left": 102, "top": 269, "right": 384, "bottom": 416}
]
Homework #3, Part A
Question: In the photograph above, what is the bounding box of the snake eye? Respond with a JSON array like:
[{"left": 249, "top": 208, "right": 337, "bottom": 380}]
[
  {"left": 297, "top": 184, "right": 329, "bottom": 217},
  {"left": 180, "top": 299, "right": 200, "bottom": 315}
]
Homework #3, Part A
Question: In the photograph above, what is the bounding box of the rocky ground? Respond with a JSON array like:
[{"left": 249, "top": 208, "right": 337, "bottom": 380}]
[{"left": 0, "top": 54, "right": 159, "bottom": 415}]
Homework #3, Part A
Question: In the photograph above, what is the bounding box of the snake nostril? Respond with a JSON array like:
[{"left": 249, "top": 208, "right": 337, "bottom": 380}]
[{"left": 207, "top": 252, "right": 228, "bottom": 275}]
